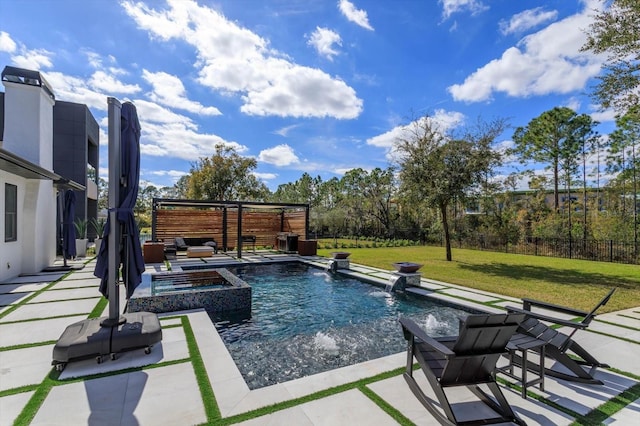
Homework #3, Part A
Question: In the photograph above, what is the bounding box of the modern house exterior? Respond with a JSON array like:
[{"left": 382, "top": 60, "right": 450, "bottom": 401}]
[
  {"left": 0, "top": 66, "right": 96, "bottom": 282},
  {"left": 53, "top": 100, "right": 100, "bottom": 239}
]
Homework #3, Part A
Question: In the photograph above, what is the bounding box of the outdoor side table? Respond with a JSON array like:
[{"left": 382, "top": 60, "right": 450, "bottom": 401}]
[
  {"left": 143, "top": 242, "right": 165, "bottom": 263},
  {"left": 498, "top": 333, "right": 546, "bottom": 399}
]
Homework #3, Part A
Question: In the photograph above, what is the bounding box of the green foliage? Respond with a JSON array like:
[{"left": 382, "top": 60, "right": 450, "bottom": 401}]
[
  {"left": 396, "top": 115, "right": 507, "bottom": 261},
  {"left": 510, "top": 107, "right": 597, "bottom": 212},
  {"left": 90, "top": 218, "right": 106, "bottom": 238},
  {"left": 187, "top": 144, "right": 270, "bottom": 201},
  {"left": 74, "top": 218, "right": 88, "bottom": 239},
  {"left": 581, "top": 0, "right": 640, "bottom": 113}
]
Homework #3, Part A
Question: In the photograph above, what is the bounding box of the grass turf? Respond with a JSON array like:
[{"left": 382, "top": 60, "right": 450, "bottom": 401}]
[{"left": 317, "top": 245, "right": 640, "bottom": 312}]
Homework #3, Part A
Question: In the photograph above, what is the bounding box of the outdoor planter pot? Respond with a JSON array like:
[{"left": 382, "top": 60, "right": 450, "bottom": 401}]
[
  {"left": 331, "top": 252, "right": 351, "bottom": 259},
  {"left": 392, "top": 262, "right": 423, "bottom": 273},
  {"left": 74, "top": 218, "right": 89, "bottom": 258}
]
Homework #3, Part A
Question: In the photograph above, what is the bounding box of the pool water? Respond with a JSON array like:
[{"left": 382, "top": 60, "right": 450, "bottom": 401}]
[{"left": 212, "top": 262, "right": 474, "bottom": 390}]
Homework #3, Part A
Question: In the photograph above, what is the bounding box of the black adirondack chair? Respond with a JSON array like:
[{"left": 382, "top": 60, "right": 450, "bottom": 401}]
[
  {"left": 506, "top": 287, "right": 616, "bottom": 385},
  {"left": 400, "top": 313, "right": 527, "bottom": 426}
]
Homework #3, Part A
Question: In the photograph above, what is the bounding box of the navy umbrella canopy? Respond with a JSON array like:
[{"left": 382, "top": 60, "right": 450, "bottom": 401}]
[
  {"left": 62, "top": 189, "right": 76, "bottom": 259},
  {"left": 95, "top": 102, "right": 145, "bottom": 299}
]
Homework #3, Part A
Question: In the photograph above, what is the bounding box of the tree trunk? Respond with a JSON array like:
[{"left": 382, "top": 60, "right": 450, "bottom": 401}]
[
  {"left": 440, "top": 203, "right": 452, "bottom": 261},
  {"left": 553, "top": 161, "right": 560, "bottom": 211}
]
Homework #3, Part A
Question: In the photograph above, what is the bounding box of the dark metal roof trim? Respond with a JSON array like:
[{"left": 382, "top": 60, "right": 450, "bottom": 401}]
[
  {"left": 0, "top": 148, "right": 84, "bottom": 190},
  {"left": 1, "top": 66, "right": 55, "bottom": 100},
  {"left": 153, "top": 197, "right": 309, "bottom": 210}
]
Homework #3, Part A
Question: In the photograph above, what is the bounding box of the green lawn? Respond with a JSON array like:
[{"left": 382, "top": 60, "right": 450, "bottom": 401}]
[{"left": 317, "top": 245, "right": 640, "bottom": 313}]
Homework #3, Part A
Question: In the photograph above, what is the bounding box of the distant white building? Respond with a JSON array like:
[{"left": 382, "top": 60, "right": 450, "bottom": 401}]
[{"left": 0, "top": 67, "right": 84, "bottom": 282}]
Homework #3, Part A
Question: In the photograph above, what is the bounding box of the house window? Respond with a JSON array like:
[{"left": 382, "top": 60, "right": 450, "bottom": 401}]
[{"left": 5, "top": 184, "right": 17, "bottom": 242}]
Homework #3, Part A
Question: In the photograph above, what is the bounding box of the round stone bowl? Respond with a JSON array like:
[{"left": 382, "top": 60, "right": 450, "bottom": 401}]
[
  {"left": 331, "top": 252, "right": 351, "bottom": 259},
  {"left": 392, "top": 262, "right": 423, "bottom": 273}
]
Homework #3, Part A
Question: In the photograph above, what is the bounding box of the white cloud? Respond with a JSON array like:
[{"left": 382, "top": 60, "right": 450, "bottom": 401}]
[
  {"left": 122, "top": 0, "right": 363, "bottom": 119},
  {"left": 89, "top": 70, "right": 141, "bottom": 94},
  {"left": 254, "top": 172, "right": 277, "bottom": 180},
  {"left": 149, "top": 169, "right": 189, "bottom": 178},
  {"left": 0, "top": 31, "right": 54, "bottom": 70},
  {"left": 0, "top": 31, "right": 17, "bottom": 53},
  {"left": 258, "top": 144, "right": 300, "bottom": 166},
  {"left": 338, "top": 0, "right": 374, "bottom": 31},
  {"left": 564, "top": 97, "right": 581, "bottom": 112},
  {"left": 307, "top": 27, "right": 342, "bottom": 61},
  {"left": 273, "top": 124, "right": 301, "bottom": 137},
  {"left": 499, "top": 7, "right": 558, "bottom": 36},
  {"left": 367, "top": 109, "right": 465, "bottom": 156},
  {"left": 142, "top": 69, "right": 221, "bottom": 116},
  {"left": 589, "top": 105, "right": 617, "bottom": 123},
  {"left": 440, "top": 0, "right": 488, "bottom": 20},
  {"left": 448, "top": 1, "right": 604, "bottom": 103},
  {"left": 11, "top": 48, "right": 54, "bottom": 70}
]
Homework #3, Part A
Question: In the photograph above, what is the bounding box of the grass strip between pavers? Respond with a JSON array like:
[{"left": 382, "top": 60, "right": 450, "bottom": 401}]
[
  {"left": 359, "top": 384, "right": 415, "bottom": 425},
  {"left": 0, "top": 339, "right": 57, "bottom": 352},
  {"left": 0, "top": 313, "right": 91, "bottom": 325},
  {"left": 570, "top": 380, "right": 640, "bottom": 426},
  {"left": 496, "top": 376, "right": 582, "bottom": 421},
  {"left": 586, "top": 328, "right": 640, "bottom": 345},
  {"left": 87, "top": 296, "right": 108, "bottom": 318},
  {"left": 212, "top": 367, "right": 407, "bottom": 425},
  {"left": 616, "top": 313, "right": 640, "bottom": 322},
  {"left": 0, "top": 271, "right": 73, "bottom": 321},
  {"left": 181, "top": 315, "right": 222, "bottom": 422},
  {"left": 596, "top": 318, "right": 640, "bottom": 332}
]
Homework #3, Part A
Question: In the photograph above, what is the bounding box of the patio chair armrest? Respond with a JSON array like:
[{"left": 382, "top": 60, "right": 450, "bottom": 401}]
[
  {"left": 399, "top": 317, "right": 456, "bottom": 358},
  {"left": 521, "top": 298, "right": 590, "bottom": 318},
  {"left": 506, "top": 306, "right": 588, "bottom": 329}
]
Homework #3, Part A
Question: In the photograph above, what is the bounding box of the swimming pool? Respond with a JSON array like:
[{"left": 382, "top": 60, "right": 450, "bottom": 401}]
[{"left": 211, "top": 262, "right": 475, "bottom": 390}]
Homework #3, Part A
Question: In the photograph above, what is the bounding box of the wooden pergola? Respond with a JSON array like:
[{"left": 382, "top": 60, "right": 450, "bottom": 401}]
[{"left": 151, "top": 198, "right": 310, "bottom": 258}]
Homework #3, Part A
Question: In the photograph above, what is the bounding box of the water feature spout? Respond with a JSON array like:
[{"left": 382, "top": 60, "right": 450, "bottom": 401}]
[
  {"left": 386, "top": 274, "right": 404, "bottom": 293},
  {"left": 327, "top": 259, "right": 338, "bottom": 273}
]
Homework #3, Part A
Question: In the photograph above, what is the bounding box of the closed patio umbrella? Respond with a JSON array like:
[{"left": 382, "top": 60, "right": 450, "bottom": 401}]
[
  {"left": 62, "top": 189, "right": 76, "bottom": 260},
  {"left": 94, "top": 101, "right": 144, "bottom": 300}
]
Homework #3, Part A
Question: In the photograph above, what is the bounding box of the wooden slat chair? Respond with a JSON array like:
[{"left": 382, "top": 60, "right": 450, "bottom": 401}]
[
  {"left": 400, "top": 314, "right": 527, "bottom": 426},
  {"left": 506, "top": 287, "right": 616, "bottom": 385}
]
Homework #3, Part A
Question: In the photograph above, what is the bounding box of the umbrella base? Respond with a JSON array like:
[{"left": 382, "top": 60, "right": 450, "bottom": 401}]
[{"left": 52, "top": 312, "right": 162, "bottom": 371}]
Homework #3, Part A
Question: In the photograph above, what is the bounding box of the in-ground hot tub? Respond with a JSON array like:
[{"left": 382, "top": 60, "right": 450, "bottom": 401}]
[{"left": 127, "top": 268, "right": 251, "bottom": 315}]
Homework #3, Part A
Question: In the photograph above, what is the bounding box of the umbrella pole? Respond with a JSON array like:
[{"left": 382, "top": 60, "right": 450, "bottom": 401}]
[{"left": 102, "top": 97, "right": 125, "bottom": 327}]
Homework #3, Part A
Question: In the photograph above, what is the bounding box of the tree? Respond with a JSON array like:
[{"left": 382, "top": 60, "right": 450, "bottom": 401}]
[
  {"left": 396, "top": 115, "right": 506, "bottom": 261},
  {"left": 97, "top": 177, "right": 108, "bottom": 211},
  {"left": 607, "top": 106, "right": 640, "bottom": 251},
  {"left": 186, "top": 144, "right": 270, "bottom": 201},
  {"left": 511, "top": 107, "right": 590, "bottom": 211},
  {"left": 363, "top": 167, "right": 397, "bottom": 237},
  {"left": 581, "top": 0, "right": 640, "bottom": 113}
]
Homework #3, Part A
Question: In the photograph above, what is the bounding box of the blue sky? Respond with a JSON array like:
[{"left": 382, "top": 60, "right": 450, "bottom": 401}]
[{"left": 0, "top": 0, "right": 615, "bottom": 191}]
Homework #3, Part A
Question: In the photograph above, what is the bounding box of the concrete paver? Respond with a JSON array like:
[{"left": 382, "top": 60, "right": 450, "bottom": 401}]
[
  {"left": 0, "top": 344, "right": 54, "bottom": 391},
  {"left": 0, "top": 391, "right": 34, "bottom": 426},
  {"left": 0, "top": 298, "right": 100, "bottom": 322},
  {"left": 0, "top": 315, "right": 87, "bottom": 347},
  {"left": 32, "top": 363, "right": 207, "bottom": 426},
  {"left": 27, "top": 286, "right": 101, "bottom": 303}
]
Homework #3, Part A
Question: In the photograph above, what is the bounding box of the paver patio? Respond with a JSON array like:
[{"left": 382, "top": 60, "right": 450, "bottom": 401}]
[{"left": 0, "top": 253, "right": 638, "bottom": 425}]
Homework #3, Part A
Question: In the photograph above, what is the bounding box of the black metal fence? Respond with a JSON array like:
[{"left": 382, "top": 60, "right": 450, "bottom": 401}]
[{"left": 450, "top": 235, "right": 639, "bottom": 265}]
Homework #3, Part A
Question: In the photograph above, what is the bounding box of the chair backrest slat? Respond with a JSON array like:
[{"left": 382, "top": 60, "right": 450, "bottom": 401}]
[{"left": 440, "top": 313, "right": 524, "bottom": 385}]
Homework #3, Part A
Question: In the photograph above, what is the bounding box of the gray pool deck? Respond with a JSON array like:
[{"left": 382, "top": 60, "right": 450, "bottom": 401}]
[{"left": 1, "top": 252, "right": 638, "bottom": 425}]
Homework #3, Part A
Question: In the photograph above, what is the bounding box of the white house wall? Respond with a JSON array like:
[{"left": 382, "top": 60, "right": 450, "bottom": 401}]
[
  {"left": 21, "top": 180, "right": 56, "bottom": 276},
  {"left": 2, "top": 83, "right": 54, "bottom": 168},
  {"left": 0, "top": 172, "right": 57, "bottom": 282}
]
